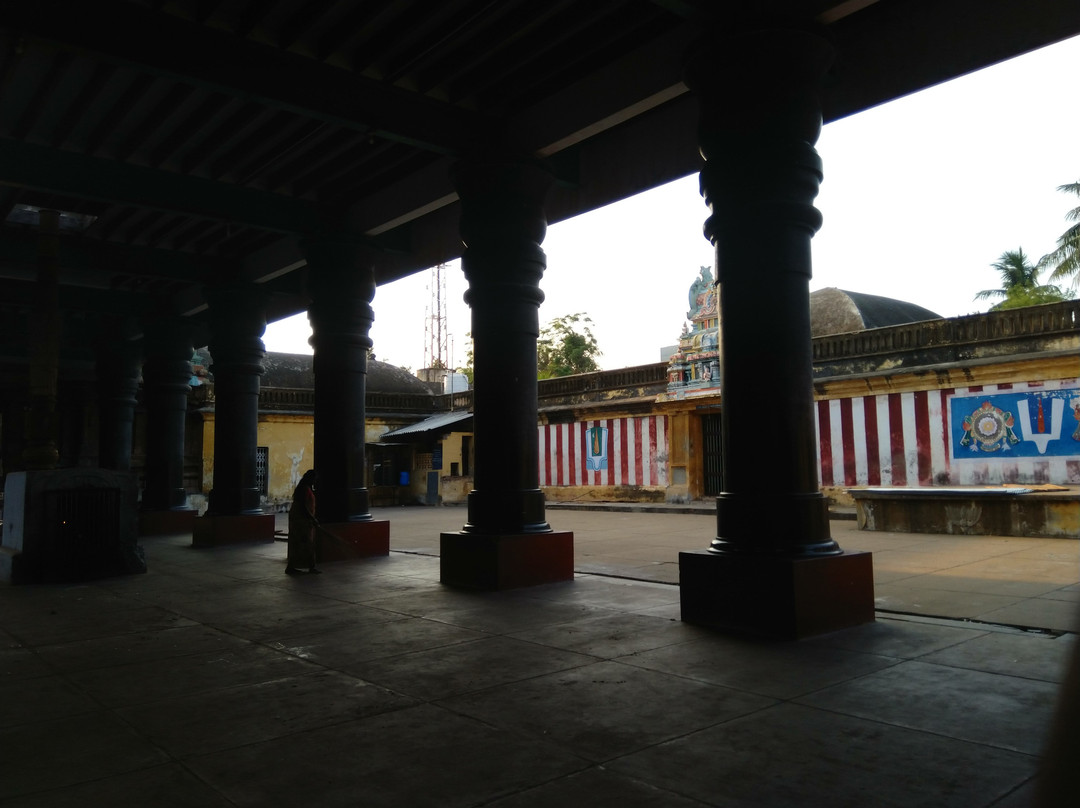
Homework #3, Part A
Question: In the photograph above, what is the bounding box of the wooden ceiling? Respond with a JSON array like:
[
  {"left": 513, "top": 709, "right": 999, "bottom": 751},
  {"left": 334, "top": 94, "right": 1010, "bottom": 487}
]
[{"left": 1, "top": 0, "right": 1078, "bottom": 342}]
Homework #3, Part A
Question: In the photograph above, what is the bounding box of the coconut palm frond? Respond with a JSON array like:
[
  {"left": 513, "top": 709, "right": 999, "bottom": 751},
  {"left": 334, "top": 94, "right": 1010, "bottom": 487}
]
[
  {"left": 1041, "top": 182, "right": 1080, "bottom": 292},
  {"left": 1046, "top": 254, "right": 1080, "bottom": 289}
]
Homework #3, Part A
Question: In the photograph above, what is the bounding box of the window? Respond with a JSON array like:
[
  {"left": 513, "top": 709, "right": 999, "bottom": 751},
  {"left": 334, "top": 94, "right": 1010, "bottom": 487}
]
[{"left": 255, "top": 446, "right": 269, "bottom": 497}]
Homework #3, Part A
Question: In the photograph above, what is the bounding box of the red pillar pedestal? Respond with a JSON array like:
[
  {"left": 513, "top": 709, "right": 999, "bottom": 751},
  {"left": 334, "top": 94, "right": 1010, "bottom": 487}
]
[
  {"left": 138, "top": 509, "right": 196, "bottom": 537},
  {"left": 440, "top": 531, "right": 574, "bottom": 590},
  {"left": 317, "top": 520, "right": 390, "bottom": 561},
  {"left": 192, "top": 513, "right": 275, "bottom": 547},
  {"left": 680, "top": 550, "right": 875, "bottom": 640}
]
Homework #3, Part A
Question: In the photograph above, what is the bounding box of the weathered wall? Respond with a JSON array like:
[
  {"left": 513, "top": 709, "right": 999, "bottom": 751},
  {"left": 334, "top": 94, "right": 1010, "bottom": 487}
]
[
  {"left": 258, "top": 415, "right": 314, "bottom": 502},
  {"left": 539, "top": 414, "right": 670, "bottom": 501},
  {"left": 815, "top": 377, "right": 1080, "bottom": 491}
]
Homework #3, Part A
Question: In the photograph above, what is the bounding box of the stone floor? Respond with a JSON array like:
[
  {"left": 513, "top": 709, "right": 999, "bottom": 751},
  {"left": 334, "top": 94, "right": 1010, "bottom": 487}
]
[{"left": 1, "top": 505, "right": 1077, "bottom": 806}]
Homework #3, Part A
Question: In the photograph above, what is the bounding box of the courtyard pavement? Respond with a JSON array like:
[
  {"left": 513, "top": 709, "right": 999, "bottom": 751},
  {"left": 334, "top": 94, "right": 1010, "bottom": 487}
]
[{"left": 1, "top": 503, "right": 1077, "bottom": 806}]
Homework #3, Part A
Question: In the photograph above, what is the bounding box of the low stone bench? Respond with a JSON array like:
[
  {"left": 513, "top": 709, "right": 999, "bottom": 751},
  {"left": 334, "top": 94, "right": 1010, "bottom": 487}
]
[{"left": 848, "top": 486, "right": 1079, "bottom": 538}]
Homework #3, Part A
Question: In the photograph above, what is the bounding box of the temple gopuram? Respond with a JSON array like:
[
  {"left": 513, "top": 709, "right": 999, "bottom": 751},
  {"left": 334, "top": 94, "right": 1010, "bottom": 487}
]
[{"left": 665, "top": 266, "right": 720, "bottom": 397}]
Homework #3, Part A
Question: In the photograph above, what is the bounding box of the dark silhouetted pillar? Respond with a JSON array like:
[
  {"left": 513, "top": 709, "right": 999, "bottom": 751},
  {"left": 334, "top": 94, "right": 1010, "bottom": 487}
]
[
  {"left": 139, "top": 318, "right": 196, "bottom": 536},
  {"left": 23, "top": 209, "right": 61, "bottom": 470},
  {"left": 302, "top": 239, "right": 389, "bottom": 558},
  {"left": 678, "top": 27, "right": 874, "bottom": 638},
  {"left": 440, "top": 159, "right": 573, "bottom": 589},
  {"left": 96, "top": 324, "right": 141, "bottom": 472},
  {"left": 193, "top": 286, "right": 275, "bottom": 546}
]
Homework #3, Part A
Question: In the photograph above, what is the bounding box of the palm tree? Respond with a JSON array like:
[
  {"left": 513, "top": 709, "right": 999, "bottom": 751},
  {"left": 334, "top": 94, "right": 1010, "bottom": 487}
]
[
  {"left": 1038, "top": 181, "right": 1080, "bottom": 293},
  {"left": 975, "top": 248, "right": 1066, "bottom": 311}
]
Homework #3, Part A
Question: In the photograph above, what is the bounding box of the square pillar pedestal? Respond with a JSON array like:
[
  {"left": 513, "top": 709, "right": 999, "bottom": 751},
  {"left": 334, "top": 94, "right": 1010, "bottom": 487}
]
[
  {"left": 680, "top": 550, "right": 875, "bottom": 639},
  {"left": 192, "top": 513, "right": 276, "bottom": 547},
  {"left": 317, "top": 521, "right": 390, "bottom": 561},
  {"left": 441, "top": 531, "right": 574, "bottom": 590}
]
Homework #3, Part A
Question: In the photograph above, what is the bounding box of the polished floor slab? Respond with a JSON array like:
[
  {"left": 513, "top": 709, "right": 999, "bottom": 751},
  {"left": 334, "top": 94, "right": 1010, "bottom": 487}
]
[{"left": 0, "top": 506, "right": 1076, "bottom": 806}]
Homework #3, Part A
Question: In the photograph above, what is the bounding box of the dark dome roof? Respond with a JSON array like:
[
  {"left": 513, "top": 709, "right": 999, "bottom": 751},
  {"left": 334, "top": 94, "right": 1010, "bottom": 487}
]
[
  {"left": 810, "top": 288, "right": 942, "bottom": 336},
  {"left": 195, "top": 349, "right": 438, "bottom": 396}
]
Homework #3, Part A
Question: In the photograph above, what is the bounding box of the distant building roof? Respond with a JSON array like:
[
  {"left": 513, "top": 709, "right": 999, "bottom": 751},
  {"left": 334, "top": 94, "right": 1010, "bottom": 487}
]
[
  {"left": 380, "top": 410, "right": 473, "bottom": 440},
  {"left": 194, "top": 349, "right": 439, "bottom": 396},
  {"left": 810, "top": 288, "right": 942, "bottom": 336}
]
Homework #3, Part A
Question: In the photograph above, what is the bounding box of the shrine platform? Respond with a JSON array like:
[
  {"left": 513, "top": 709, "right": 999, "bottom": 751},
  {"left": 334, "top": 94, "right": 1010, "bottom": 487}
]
[{"left": 849, "top": 485, "right": 1079, "bottom": 539}]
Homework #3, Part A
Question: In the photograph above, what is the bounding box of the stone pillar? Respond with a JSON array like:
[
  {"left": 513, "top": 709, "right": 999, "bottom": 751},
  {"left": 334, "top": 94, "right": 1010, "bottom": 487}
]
[
  {"left": 138, "top": 318, "right": 196, "bottom": 536},
  {"left": 23, "top": 209, "right": 61, "bottom": 470},
  {"left": 301, "top": 239, "right": 389, "bottom": 559},
  {"left": 96, "top": 327, "right": 141, "bottom": 472},
  {"left": 440, "top": 159, "right": 573, "bottom": 589},
  {"left": 678, "top": 28, "right": 874, "bottom": 638},
  {"left": 193, "top": 286, "right": 274, "bottom": 546},
  {"left": 2, "top": 394, "right": 26, "bottom": 478}
]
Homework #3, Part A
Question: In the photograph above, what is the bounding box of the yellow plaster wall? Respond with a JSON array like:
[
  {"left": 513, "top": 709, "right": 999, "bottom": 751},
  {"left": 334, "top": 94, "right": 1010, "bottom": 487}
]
[
  {"left": 259, "top": 415, "right": 315, "bottom": 502},
  {"left": 198, "top": 414, "right": 314, "bottom": 503}
]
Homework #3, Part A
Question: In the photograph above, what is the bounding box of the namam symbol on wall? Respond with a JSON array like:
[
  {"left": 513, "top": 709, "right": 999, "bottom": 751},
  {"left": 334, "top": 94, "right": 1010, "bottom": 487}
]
[
  {"left": 586, "top": 426, "right": 608, "bottom": 471},
  {"left": 950, "top": 387, "right": 1080, "bottom": 459}
]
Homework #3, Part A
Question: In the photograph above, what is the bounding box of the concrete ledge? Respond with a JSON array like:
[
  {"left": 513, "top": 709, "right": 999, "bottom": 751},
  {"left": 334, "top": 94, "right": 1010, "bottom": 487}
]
[
  {"left": 318, "top": 520, "right": 390, "bottom": 560},
  {"left": 679, "top": 549, "right": 875, "bottom": 640},
  {"left": 138, "top": 509, "right": 197, "bottom": 537},
  {"left": 192, "top": 513, "right": 276, "bottom": 547},
  {"left": 850, "top": 487, "right": 1079, "bottom": 538},
  {"left": 441, "top": 530, "right": 574, "bottom": 590}
]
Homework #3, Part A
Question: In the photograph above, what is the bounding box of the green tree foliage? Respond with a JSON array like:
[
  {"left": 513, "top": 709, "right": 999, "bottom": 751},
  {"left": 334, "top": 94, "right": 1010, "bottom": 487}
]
[
  {"left": 537, "top": 313, "right": 602, "bottom": 379},
  {"left": 1038, "top": 181, "right": 1080, "bottom": 294},
  {"left": 974, "top": 248, "right": 1067, "bottom": 311}
]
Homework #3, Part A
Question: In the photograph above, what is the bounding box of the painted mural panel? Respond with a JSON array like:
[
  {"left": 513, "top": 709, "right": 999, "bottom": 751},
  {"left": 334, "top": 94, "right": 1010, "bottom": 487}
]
[
  {"left": 816, "top": 379, "right": 1080, "bottom": 488},
  {"left": 949, "top": 387, "right": 1079, "bottom": 459},
  {"left": 539, "top": 416, "right": 668, "bottom": 487}
]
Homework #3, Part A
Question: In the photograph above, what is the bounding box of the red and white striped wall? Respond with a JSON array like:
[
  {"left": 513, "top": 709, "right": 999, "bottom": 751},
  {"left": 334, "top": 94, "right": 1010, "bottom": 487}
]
[
  {"left": 539, "top": 416, "right": 669, "bottom": 487},
  {"left": 816, "top": 379, "right": 1080, "bottom": 487}
]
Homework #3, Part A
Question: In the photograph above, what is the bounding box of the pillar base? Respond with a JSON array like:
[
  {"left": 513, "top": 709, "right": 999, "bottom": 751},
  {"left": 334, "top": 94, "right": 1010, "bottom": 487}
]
[
  {"left": 192, "top": 513, "right": 275, "bottom": 547},
  {"left": 679, "top": 549, "right": 875, "bottom": 639},
  {"left": 317, "top": 520, "right": 390, "bottom": 561},
  {"left": 138, "top": 509, "right": 197, "bottom": 537},
  {"left": 441, "top": 530, "right": 574, "bottom": 590}
]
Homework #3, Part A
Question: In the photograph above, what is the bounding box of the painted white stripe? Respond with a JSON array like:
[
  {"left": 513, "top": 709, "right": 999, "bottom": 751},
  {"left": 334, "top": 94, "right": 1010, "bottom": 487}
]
[
  {"left": 829, "top": 398, "right": 845, "bottom": 487},
  {"left": 813, "top": 405, "right": 822, "bottom": 480},
  {"left": 851, "top": 396, "right": 868, "bottom": 485},
  {"left": 538, "top": 425, "right": 548, "bottom": 485},
  {"left": 600, "top": 419, "right": 610, "bottom": 486},
  {"left": 613, "top": 418, "right": 623, "bottom": 486},
  {"left": 876, "top": 395, "right": 892, "bottom": 486},
  {"left": 559, "top": 423, "right": 569, "bottom": 486},
  {"left": 572, "top": 422, "right": 582, "bottom": 486},
  {"left": 927, "top": 390, "right": 947, "bottom": 485},
  {"left": 901, "top": 392, "right": 919, "bottom": 486},
  {"left": 627, "top": 417, "right": 637, "bottom": 486},
  {"left": 656, "top": 416, "right": 668, "bottom": 487}
]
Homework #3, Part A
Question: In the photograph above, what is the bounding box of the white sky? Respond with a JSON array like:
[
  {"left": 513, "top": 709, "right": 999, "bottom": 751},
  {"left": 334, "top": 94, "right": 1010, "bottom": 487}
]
[{"left": 265, "top": 33, "right": 1080, "bottom": 371}]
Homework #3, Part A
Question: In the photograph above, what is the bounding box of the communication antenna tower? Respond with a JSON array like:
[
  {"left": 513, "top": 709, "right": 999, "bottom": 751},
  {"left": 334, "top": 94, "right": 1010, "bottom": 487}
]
[{"left": 424, "top": 262, "right": 449, "bottom": 369}]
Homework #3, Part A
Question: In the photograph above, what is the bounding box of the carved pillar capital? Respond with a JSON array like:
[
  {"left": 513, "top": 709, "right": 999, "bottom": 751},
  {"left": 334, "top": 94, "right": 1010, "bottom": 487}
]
[
  {"left": 452, "top": 159, "right": 552, "bottom": 305},
  {"left": 301, "top": 239, "right": 377, "bottom": 353}
]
